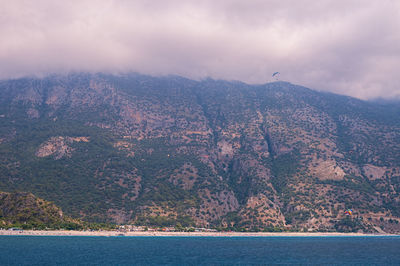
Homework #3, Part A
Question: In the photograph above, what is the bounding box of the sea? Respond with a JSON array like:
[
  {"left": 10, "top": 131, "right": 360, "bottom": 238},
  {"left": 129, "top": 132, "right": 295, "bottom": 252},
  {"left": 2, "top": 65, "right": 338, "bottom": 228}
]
[{"left": 1, "top": 236, "right": 400, "bottom": 265}]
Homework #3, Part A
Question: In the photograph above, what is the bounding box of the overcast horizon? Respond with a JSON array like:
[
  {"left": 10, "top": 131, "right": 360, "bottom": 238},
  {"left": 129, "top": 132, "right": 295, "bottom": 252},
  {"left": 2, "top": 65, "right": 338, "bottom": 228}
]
[{"left": 1, "top": 0, "right": 400, "bottom": 100}]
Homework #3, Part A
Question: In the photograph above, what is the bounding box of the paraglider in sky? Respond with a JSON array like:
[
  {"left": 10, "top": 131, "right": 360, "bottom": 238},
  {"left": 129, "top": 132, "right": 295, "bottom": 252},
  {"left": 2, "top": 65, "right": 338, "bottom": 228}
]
[
  {"left": 272, "top": 72, "right": 280, "bottom": 80},
  {"left": 344, "top": 209, "right": 353, "bottom": 215}
]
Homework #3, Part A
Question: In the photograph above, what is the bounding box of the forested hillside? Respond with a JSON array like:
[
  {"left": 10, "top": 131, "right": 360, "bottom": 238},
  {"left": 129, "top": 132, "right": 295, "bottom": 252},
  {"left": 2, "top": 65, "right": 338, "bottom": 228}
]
[{"left": 0, "top": 73, "right": 399, "bottom": 233}]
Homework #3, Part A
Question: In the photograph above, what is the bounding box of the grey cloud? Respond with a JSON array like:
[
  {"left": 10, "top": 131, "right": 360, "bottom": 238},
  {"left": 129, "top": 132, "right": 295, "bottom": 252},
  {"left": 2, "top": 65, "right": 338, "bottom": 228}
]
[{"left": 1, "top": 0, "right": 399, "bottom": 99}]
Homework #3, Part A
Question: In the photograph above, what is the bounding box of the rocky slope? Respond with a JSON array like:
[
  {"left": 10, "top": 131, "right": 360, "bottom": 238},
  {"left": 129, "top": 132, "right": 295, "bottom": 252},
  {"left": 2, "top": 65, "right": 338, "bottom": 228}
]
[{"left": 0, "top": 73, "right": 399, "bottom": 233}]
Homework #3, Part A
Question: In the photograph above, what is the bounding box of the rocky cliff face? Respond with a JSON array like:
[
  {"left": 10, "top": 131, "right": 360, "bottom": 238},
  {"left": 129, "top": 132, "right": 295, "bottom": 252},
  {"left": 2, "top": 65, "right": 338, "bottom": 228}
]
[{"left": 0, "top": 73, "right": 399, "bottom": 232}]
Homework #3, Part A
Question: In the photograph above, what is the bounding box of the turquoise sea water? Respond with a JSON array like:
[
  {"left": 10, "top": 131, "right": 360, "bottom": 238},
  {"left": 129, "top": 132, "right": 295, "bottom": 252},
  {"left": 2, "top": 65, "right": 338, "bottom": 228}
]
[{"left": 1, "top": 236, "right": 400, "bottom": 265}]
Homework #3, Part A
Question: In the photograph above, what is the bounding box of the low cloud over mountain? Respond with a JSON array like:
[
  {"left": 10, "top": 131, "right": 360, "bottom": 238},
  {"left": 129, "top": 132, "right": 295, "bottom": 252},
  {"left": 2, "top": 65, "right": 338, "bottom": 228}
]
[{"left": 1, "top": 1, "right": 400, "bottom": 99}]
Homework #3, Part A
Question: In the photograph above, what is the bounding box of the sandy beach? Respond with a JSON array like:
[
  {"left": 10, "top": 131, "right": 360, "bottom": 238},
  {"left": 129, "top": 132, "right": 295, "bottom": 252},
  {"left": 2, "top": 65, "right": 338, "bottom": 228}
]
[{"left": 0, "top": 229, "right": 392, "bottom": 237}]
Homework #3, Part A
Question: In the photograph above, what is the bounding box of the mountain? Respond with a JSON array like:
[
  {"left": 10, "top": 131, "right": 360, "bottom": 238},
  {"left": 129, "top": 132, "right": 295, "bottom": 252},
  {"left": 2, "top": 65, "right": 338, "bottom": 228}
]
[{"left": 0, "top": 73, "right": 399, "bottom": 233}]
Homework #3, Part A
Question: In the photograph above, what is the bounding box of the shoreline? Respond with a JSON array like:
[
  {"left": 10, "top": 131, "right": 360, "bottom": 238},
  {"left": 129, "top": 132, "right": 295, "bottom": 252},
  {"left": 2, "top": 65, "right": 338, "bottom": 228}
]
[{"left": 0, "top": 230, "right": 397, "bottom": 237}]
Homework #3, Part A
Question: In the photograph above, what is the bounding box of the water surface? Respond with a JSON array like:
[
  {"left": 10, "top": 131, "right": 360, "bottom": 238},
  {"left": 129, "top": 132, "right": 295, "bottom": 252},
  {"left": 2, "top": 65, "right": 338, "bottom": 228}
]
[{"left": 1, "top": 236, "right": 399, "bottom": 265}]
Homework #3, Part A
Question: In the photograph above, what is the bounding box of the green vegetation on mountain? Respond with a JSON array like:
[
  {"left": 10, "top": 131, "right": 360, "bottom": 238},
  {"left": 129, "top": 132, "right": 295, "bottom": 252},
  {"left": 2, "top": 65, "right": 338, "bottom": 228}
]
[
  {"left": 0, "top": 73, "right": 399, "bottom": 233},
  {"left": 0, "top": 191, "right": 79, "bottom": 229},
  {"left": 0, "top": 191, "right": 116, "bottom": 230}
]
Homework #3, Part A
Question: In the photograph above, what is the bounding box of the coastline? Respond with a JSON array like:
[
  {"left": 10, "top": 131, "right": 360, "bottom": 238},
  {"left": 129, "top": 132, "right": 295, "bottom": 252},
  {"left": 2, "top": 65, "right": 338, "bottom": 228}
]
[{"left": 0, "top": 230, "right": 395, "bottom": 237}]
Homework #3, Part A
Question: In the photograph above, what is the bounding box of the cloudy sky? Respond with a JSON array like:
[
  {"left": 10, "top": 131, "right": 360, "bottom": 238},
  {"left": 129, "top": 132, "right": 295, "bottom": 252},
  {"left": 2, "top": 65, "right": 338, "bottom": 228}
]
[{"left": 1, "top": 0, "right": 399, "bottom": 99}]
